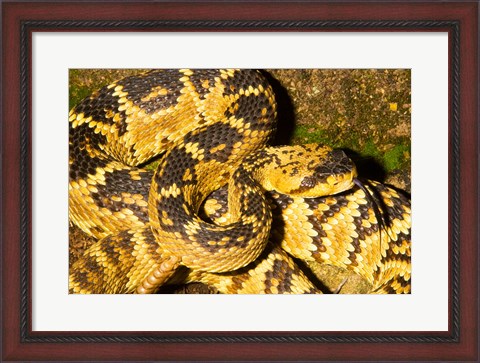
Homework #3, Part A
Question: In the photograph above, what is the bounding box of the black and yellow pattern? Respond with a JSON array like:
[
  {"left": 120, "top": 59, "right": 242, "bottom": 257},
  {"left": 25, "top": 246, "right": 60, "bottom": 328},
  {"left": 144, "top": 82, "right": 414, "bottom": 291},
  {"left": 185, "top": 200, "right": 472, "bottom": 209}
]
[{"left": 69, "top": 69, "right": 411, "bottom": 294}]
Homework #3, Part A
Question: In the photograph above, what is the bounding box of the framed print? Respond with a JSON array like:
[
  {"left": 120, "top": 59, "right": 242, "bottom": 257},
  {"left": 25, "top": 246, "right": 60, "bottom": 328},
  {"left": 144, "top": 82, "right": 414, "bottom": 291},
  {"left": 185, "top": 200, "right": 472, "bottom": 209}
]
[{"left": 2, "top": 1, "right": 478, "bottom": 361}]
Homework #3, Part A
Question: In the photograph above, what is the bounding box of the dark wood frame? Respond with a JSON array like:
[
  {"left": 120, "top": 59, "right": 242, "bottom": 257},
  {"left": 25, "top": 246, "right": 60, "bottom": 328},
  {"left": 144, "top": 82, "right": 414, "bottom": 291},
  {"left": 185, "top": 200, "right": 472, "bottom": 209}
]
[{"left": 2, "top": 1, "right": 478, "bottom": 361}]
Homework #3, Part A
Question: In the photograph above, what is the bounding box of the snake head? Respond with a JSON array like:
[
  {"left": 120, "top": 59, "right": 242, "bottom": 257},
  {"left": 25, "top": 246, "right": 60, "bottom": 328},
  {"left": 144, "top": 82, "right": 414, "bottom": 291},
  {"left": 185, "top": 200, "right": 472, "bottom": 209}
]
[{"left": 263, "top": 144, "right": 357, "bottom": 198}]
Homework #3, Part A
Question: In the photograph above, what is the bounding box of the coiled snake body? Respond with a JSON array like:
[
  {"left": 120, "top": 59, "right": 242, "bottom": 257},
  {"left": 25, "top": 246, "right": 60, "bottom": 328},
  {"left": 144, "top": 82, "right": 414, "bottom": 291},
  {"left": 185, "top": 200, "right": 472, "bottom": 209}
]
[{"left": 69, "top": 69, "right": 411, "bottom": 294}]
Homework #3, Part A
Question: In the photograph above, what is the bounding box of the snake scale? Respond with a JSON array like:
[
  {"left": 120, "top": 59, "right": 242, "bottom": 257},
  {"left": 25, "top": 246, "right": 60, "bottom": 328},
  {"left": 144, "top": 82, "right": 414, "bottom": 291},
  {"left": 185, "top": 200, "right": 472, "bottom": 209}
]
[{"left": 69, "top": 69, "right": 411, "bottom": 294}]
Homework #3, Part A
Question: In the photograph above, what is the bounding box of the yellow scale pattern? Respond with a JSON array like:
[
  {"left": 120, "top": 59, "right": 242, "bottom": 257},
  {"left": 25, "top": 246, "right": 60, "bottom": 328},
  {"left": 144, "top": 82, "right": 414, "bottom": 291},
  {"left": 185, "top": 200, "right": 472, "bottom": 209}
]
[{"left": 69, "top": 69, "right": 411, "bottom": 294}]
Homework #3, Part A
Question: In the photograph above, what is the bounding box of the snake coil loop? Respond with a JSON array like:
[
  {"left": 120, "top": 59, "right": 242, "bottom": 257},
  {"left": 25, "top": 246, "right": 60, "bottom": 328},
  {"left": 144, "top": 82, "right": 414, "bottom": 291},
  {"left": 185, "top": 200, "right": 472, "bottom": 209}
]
[{"left": 69, "top": 69, "right": 411, "bottom": 294}]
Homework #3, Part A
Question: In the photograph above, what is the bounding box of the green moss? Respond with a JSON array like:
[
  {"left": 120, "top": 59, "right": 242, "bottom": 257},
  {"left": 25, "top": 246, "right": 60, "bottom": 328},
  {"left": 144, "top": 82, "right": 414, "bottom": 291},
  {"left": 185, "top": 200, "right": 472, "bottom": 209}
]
[
  {"left": 69, "top": 86, "right": 91, "bottom": 109},
  {"left": 69, "top": 70, "right": 91, "bottom": 108},
  {"left": 362, "top": 139, "right": 381, "bottom": 158},
  {"left": 355, "top": 139, "right": 410, "bottom": 173},
  {"left": 291, "top": 124, "right": 331, "bottom": 145},
  {"left": 384, "top": 144, "right": 410, "bottom": 171}
]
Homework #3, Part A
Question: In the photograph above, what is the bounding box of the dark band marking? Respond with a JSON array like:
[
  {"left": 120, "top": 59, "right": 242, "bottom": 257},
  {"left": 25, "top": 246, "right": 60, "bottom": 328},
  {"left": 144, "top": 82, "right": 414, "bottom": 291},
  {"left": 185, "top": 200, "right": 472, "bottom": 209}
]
[
  {"left": 69, "top": 139, "right": 110, "bottom": 181},
  {"left": 90, "top": 169, "right": 152, "bottom": 222},
  {"left": 221, "top": 70, "right": 270, "bottom": 97},
  {"left": 74, "top": 88, "right": 123, "bottom": 127},
  {"left": 116, "top": 70, "right": 184, "bottom": 112},
  {"left": 189, "top": 69, "right": 222, "bottom": 99},
  {"left": 264, "top": 256, "right": 295, "bottom": 293}
]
